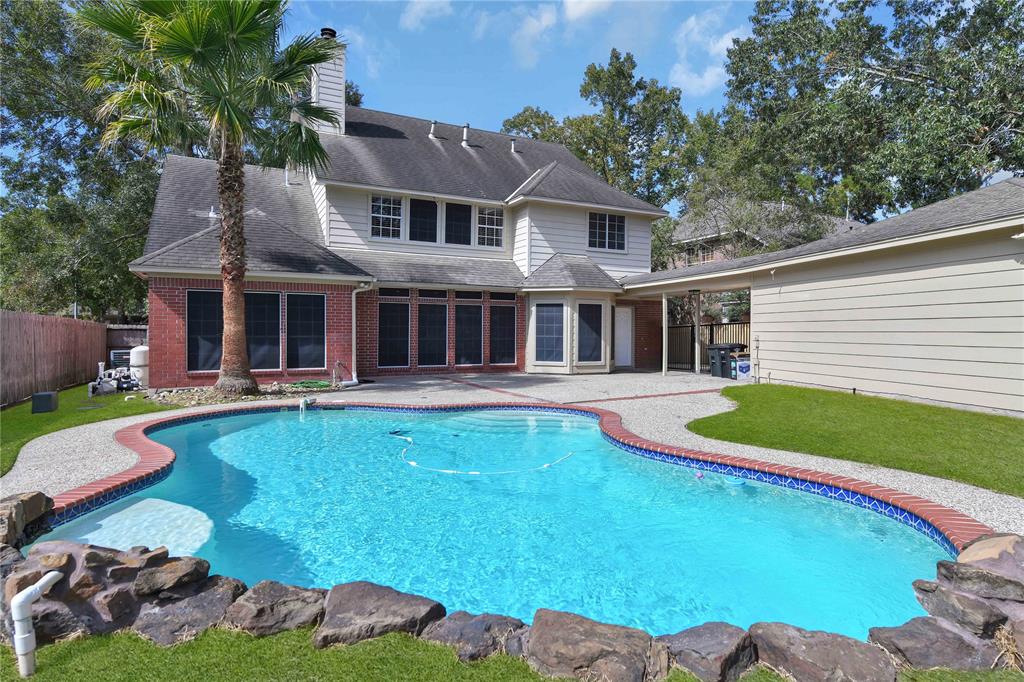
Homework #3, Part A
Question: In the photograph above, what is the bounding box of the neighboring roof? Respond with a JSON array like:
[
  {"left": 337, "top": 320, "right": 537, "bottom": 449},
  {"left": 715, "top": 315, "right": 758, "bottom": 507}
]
[
  {"left": 131, "top": 211, "right": 370, "bottom": 279},
  {"left": 521, "top": 254, "right": 622, "bottom": 290},
  {"left": 508, "top": 162, "right": 665, "bottom": 215},
  {"left": 624, "top": 176, "right": 1024, "bottom": 287},
  {"left": 332, "top": 248, "right": 526, "bottom": 289},
  {"left": 316, "top": 106, "right": 664, "bottom": 214},
  {"left": 671, "top": 200, "right": 863, "bottom": 244}
]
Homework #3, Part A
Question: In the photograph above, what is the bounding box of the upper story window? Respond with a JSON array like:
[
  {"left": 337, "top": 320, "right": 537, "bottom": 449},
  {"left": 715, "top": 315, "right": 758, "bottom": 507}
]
[
  {"left": 371, "top": 195, "right": 402, "bottom": 239},
  {"left": 445, "top": 203, "right": 473, "bottom": 245},
  {"left": 477, "top": 207, "right": 504, "bottom": 248},
  {"left": 588, "top": 212, "right": 625, "bottom": 251},
  {"left": 409, "top": 199, "right": 438, "bottom": 242}
]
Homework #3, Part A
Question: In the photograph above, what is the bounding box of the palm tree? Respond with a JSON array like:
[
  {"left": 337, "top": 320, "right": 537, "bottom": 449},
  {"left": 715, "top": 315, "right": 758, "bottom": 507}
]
[{"left": 81, "top": 0, "right": 340, "bottom": 394}]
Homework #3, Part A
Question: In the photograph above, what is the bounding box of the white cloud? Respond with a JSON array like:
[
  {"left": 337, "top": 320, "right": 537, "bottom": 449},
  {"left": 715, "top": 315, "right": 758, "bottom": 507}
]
[
  {"left": 669, "top": 8, "right": 748, "bottom": 97},
  {"left": 510, "top": 4, "right": 558, "bottom": 68},
  {"left": 342, "top": 26, "right": 388, "bottom": 79},
  {"left": 399, "top": 0, "right": 453, "bottom": 32},
  {"left": 563, "top": 0, "right": 612, "bottom": 22}
]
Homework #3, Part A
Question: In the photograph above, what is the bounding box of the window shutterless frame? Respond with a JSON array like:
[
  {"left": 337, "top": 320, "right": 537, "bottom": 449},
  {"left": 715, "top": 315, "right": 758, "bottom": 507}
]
[
  {"left": 185, "top": 289, "right": 283, "bottom": 373},
  {"left": 376, "top": 301, "right": 411, "bottom": 368},
  {"left": 245, "top": 291, "right": 282, "bottom": 371},
  {"left": 488, "top": 304, "right": 517, "bottom": 365},
  {"left": 586, "top": 211, "right": 627, "bottom": 252},
  {"left": 533, "top": 301, "right": 566, "bottom": 365},
  {"left": 575, "top": 301, "right": 605, "bottom": 365},
  {"left": 185, "top": 288, "right": 223, "bottom": 373},
  {"left": 416, "top": 303, "right": 448, "bottom": 367},
  {"left": 285, "top": 293, "right": 327, "bottom": 370},
  {"left": 454, "top": 304, "right": 483, "bottom": 366},
  {"left": 369, "top": 194, "right": 403, "bottom": 240}
]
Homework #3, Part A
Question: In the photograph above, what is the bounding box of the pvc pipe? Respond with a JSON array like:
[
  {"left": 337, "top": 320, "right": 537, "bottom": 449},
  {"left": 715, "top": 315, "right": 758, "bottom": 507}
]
[
  {"left": 12, "top": 571, "right": 63, "bottom": 677},
  {"left": 343, "top": 282, "right": 373, "bottom": 388}
]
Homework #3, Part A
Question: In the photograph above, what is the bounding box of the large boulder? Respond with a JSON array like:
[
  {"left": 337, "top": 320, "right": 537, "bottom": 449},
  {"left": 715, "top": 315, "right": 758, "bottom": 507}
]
[
  {"left": 656, "top": 622, "right": 754, "bottom": 682},
  {"left": 0, "top": 544, "right": 23, "bottom": 580},
  {"left": 749, "top": 622, "right": 896, "bottom": 682},
  {"left": 524, "top": 608, "right": 669, "bottom": 682},
  {"left": 313, "top": 581, "right": 445, "bottom": 649},
  {"left": 133, "top": 556, "right": 210, "bottom": 596},
  {"left": 133, "top": 575, "right": 245, "bottom": 646},
  {"left": 957, "top": 534, "right": 1024, "bottom": 586},
  {"left": 869, "top": 616, "right": 1000, "bottom": 671},
  {"left": 937, "top": 560, "right": 1024, "bottom": 602},
  {"left": 913, "top": 580, "right": 1007, "bottom": 638},
  {"left": 0, "top": 492, "right": 52, "bottom": 547},
  {"left": 421, "top": 611, "right": 527, "bottom": 661},
  {"left": 224, "top": 580, "right": 326, "bottom": 637}
]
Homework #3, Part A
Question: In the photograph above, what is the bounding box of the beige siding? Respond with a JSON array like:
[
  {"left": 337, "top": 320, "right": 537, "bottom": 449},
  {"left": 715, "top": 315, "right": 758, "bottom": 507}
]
[
  {"left": 528, "top": 203, "right": 652, "bottom": 277},
  {"left": 750, "top": 228, "right": 1024, "bottom": 412},
  {"left": 513, "top": 205, "right": 531, "bottom": 275},
  {"left": 310, "top": 175, "right": 328, "bottom": 241}
]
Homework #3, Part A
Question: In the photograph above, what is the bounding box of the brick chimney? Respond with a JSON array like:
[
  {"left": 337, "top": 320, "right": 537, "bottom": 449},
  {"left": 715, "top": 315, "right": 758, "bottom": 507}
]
[{"left": 312, "top": 27, "right": 346, "bottom": 135}]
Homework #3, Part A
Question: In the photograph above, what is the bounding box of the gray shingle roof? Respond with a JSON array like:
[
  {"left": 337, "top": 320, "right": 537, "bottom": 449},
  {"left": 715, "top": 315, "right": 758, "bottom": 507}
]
[
  {"left": 623, "top": 176, "right": 1024, "bottom": 287},
  {"left": 521, "top": 254, "right": 622, "bottom": 290},
  {"left": 509, "top": 162, "right": 665, "bottom": 215},
  {"left": 333, "top": 248, "right": 526, "bottom": 288},
  {"left": 317, "top": 106, "right": 664, "bottom": 214}
]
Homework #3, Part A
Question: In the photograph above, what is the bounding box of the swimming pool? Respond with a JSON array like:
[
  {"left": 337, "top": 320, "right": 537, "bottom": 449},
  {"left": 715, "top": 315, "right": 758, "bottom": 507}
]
[{"left": 41, "top": 406, "right": 946, "bottom": 639}]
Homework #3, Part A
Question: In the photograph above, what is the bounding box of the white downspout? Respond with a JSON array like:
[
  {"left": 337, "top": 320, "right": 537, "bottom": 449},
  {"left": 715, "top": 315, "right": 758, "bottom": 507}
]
[
  {"left": 12, "top": 571, "right": 64, "bottom": 677},
  {"left": 341, "top": 282, "right": 373, "bottom": 387}
]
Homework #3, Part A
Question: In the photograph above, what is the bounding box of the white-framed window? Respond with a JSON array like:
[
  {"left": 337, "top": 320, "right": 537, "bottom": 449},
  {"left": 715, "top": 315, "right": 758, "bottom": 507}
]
[
  {"left": 370, "top": 194, "right": 402, "bottom": 239},
  {"left": 588, "top": 212, "right": 625, "bottom": 251},
  {"left": 477, "top": 207, "right": 504, "bottom": 248},
  {"left": 576, "top": 302, "right": 603, "bottom": 364},
  {"left": 700, "top": 245, "right": 713, "bottom": 264}
]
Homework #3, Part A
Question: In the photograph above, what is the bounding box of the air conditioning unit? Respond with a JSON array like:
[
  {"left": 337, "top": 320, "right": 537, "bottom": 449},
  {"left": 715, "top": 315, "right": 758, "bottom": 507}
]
[{"left": 109, "top": 349, "right": 132, "bottom": 368}]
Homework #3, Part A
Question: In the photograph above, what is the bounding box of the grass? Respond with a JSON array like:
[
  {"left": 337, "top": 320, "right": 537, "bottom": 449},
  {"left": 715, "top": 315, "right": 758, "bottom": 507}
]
[
  {"left": 0, "top": 630, "right": 1018, "bottom": 682},
  {"left": 687, "top": 384, "right": 1024, "bottom": 497},
  {"left": 0, "top": 385, "right": 171, "bottom": 476}
]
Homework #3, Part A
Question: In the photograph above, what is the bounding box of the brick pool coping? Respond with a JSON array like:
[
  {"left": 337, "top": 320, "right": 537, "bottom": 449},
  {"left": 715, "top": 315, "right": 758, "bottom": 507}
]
[{"left": 50, "top": 400, "right": 994, "bottom": 553}]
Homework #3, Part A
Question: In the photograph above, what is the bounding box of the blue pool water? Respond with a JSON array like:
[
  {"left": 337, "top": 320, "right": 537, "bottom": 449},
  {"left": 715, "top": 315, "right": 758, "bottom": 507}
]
[{"left": 42, "top": 408, "right": 944, "bottom": 639}]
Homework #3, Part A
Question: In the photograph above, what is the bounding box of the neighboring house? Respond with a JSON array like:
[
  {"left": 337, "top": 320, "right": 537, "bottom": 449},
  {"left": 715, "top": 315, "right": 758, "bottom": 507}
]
[
  {"left": 669, "top": 201, "right": 863, "bottom": 268},
  {"left": 129, "top": 34, "right": 668, "bottom": 388},
  {"left": 625, "top": 178, "right": 1024, "bottom": 413}
]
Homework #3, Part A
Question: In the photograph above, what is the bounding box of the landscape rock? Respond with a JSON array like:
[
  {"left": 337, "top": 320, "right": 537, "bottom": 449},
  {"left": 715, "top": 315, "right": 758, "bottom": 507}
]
[
  {"left": 25, "top": 600, "right": 88, "bottom": 644},
  {"left": 133, "top": 575, "right": 245, "bottom": 645},
  {"left": 937, "top": 560, "right": 1024, "bottom": 602},
  {"left": 869, "top": 616, "right": 1000, "bottom": 671},
  {"left": 506, "top": 627, "right": 529, "bottom": 658},
  {"left": 313, "top": 581, "right": 445, "bottom": 648},
  {"left": 0, "top": 492, "right": 52, "bottom": 547},
  {"left": 958, "top": 534, "right": 1024, "bottom": 586},
  {"left": 421, "top": 611, "right": 527, "bottom": 661},
  {"left": 0, "top": 544, "right": 23, "bottom": 580},
  {"left": 525, "top": 608, "right": 669, "bottom": 682},
  {"left": 133, "top": 556, "right": 209, "bottom": 595},
  {"left": 656, "top": 622, "right": 754, "bottom": 682},
  {"left": 749, "top": 622, "right": 896, "bottom": 682},
  {"left": 224, "top": 580, "right": 326, "bottom": 636},
  {"left": 913, "top": 580, "right": 1007, "bottom": 638}
]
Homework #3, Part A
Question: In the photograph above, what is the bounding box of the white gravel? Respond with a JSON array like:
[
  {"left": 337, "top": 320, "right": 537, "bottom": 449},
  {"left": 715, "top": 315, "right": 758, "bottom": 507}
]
[{"left": 2, "top": 373, "right": 1020, "bottom": 534}]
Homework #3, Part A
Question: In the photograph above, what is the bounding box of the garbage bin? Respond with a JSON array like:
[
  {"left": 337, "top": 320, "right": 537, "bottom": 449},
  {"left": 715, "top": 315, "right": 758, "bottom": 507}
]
[{"left": 708, "top": 343, "right": 748, "bottom": 379}]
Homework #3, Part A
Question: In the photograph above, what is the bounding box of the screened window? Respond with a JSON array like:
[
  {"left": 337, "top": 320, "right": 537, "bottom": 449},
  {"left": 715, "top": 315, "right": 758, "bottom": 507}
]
[
  {"left": 477, "top": 207, "right": 504, "bottom": 247},
  {"left": 535, "top": 303, "right": 564, "bottom": 363},
  {"left": 286, "top": 294, "right": 325, "bottom": 369},
  {"left": 489, "top": 291, "right": 516, "bottom": 301},
  {"left": 379, "top": 288, "right": 409, "bottom": 298},
  {"left": 588, "top": 212, "right": 626, "bottom": 251},
  {"left": 419, "top": 289, "right": 447, "bottom": 299},
  {"left": 246, "top": 293, "right": 280, "bottom": 370},
  {"left": 417, "top": 304, "right": 447, "bottom": 367},
  {"left": 409, "top": 198, "right": 438, "bottom": 242},
  {"left": 490, "top": 305, "right": 516, "bottom": 365},
  {"left": 577, "top": 303, "right": 603, "bottom": 363},
  {"left": 187, "top": 290, "right": 223, "bottom": 371},
  {"left": 370, "top": 195, "right": 402, "bottom": 239},
  {"left": 377, "top": 302, "right": 409, "bottom": 367},
  {"left": 455, "top": 290, "right": 482, "bottom": 300},
  {"left": 455, "top": 305, "right": 482, "bottom": 365},
  {"left": 444, "top": 203, "right": 472, "bottom": 245}
]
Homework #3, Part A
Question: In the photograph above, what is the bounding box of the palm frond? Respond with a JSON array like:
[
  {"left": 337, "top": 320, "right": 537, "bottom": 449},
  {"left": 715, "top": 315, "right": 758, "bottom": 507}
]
[
  {"left": 78, "top": 1, "right": 147, "bottom": 49},
  {"left": 150, "top": 2, "right": 222, "bottom": 66}
]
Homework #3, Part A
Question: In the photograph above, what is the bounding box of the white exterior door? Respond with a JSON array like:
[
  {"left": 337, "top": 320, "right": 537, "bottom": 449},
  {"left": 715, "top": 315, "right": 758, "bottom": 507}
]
[{"left": 614, "top": 306, "right": 633, "bottom": 367}]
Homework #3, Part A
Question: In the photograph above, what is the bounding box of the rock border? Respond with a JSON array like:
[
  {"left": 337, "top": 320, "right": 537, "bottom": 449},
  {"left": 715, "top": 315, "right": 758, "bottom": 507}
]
[{"left": 49, "top": 401, "right": 992, "bottom": 554}]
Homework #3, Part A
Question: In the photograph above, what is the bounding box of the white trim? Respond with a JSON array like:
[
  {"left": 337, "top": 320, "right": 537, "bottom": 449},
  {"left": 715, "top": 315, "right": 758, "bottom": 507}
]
[
  {"left": 507, "top": 194, "right": 667, "bottom": 218},
  {"left": 184, "top": 288, "right": 284, "bottom": 373},
  {"left": 454, "top": 302, "right": 484, "bottom": 366},
  {"left": 575, "top": 300, "right": 605, "bottom": 365},
  {"left": 416, "top": 301, "right": 449, "bottom": 368},
  {"left": 585, "top": 211, "right": 628, "bottom": 254},
  {"left": 284, "top": 292, "right": 328, "bottom": 371},
  {"left": 376, "top": 300, "right": 412, "bottom": 369},
  {"left": 130, "top": 266, "right": 370, "bottom": 283},
  {"left": 533, "top": 300, "right": 567, "bottom": 366},
  {"left": 613, "top": 304, "right": 634, "bottom": 368},
  {"left": 488, "top": 303, "right": 518, "bottom": 366},
  {"left": 319, "top": 177, "right": 505, "bottom": 207},
  {"left": 368, "top": 193, "right": 404, "bottom": 241},
  {"left": 521, "top": 286, "right": 623, "bottom": 293}
]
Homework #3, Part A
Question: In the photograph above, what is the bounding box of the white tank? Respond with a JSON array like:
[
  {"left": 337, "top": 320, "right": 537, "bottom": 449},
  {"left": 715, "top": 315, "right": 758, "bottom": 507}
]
[{"left": 130, "top": 345, "right": 149, "bottom": 389}]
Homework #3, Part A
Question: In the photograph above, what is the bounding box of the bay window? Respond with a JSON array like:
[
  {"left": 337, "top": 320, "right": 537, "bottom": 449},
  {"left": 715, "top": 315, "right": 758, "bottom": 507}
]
[{"left": 535, "top": 303, "right": 564, "bottom": 363}]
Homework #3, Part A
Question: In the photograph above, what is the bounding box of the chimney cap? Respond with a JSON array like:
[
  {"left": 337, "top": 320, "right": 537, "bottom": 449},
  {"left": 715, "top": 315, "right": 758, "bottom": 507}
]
[{"left": 320, "top": 27, "right": 337, "bottom": 39}]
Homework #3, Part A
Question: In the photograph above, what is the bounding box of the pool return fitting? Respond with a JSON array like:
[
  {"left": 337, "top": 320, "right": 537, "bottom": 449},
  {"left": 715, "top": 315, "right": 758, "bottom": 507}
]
[{"left": 12, "top": 571, "right": 63, "bottom": 677}]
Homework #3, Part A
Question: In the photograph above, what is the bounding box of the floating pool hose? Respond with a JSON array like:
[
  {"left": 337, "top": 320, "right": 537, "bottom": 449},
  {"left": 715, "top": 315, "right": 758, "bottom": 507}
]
[{"left": 387, "top": 431, "right": 574, "bottom": 476}]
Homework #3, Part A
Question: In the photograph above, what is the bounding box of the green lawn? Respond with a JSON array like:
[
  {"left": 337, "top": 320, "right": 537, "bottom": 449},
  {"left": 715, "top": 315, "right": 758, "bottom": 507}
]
[
  {"left": 688, "top": 384, "right": 1024, "bottom": 497},
  {"left": 1, "top": 629, "right": 1018, "bottom": 682},
  {"left": 0, "top": 385, "right": 170, "bottom": 476}
]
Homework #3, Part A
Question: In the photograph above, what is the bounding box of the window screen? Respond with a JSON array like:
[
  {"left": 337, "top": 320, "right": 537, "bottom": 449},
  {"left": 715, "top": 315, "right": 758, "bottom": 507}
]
[
  {"left": 286, "top": 294, "right": 325, "bottom": 369},
  {"left": 535, "top": 303, "right": 564, "bottom": 363},
  {"left": 377, "top": 302, "right": 409, "bottom": 367},
  {"left": 455, "top": 305, "right": 482, "bottom": 365},
  {"left": 187, "top": 290, "right": 223, "bottom": 371},
  {"left": 489, "top": 291, "right": 516, "bottom": 301},
  {"left": 419, "top": 289, "right": 447, "bottom": 299},
  {"left": 246, "top": 293, "right": 280, "bottom": 370},
  {"left": 454, "top": 290, "right": 483, "bottom": 300},
  {"left": 379, "top": 288, "right": 409, "bottom": 298},
  {"left": 445, "top": 203, "right": 472, "bottom": 245},
  {"left": 489, "top": 305, "right": 516, "bottom": 365},
  {"left": 578, "top": 303, "right": 603, "bottom": 362},
  {"left": 409, "top": 199, "right": 438, "bottom": 242},
  {"left": 417, "top": 304, "right": 447, "bottom": 366}
]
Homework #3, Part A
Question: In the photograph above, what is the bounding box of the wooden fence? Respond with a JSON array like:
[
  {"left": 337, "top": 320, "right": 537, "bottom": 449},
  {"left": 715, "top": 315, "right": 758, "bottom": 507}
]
[
  {"left": 0, "top": 311, "right": 107, "bottom": 406},
  {"left": 668, "top": 322, "right": 750, "bottom": 371}
]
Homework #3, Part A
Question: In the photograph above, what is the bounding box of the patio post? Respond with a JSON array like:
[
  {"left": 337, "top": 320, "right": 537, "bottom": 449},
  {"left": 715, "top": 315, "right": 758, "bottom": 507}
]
[
  {"left": 661, "top": 292, "right": 668, "bottom": 376},
  {"left": 690, "top": 289, "right": 700, "bottom": 374}
]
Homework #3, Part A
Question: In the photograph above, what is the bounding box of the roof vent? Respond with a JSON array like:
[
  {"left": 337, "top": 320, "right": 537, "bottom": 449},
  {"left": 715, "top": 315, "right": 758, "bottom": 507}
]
[
  {"left": 510, "top": 137, "right": 518, "bottom": 153},
  {"left": 208, "top": 206, "right": 218, "bottom": 218},
  {"left": 320, "top": 27, "right": 337, "bottom": 39},
  {"left": 461, "top": 124, "right": 470, "bottom": 148},
  {"left": 429, "top": 120, "right": 438, "bottom": 140}
]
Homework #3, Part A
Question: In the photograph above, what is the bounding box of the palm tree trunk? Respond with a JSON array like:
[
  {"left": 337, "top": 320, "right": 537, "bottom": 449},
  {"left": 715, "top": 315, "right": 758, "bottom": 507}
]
[{"left": 214, "top": 138, "right": 259, "bottom": 395}]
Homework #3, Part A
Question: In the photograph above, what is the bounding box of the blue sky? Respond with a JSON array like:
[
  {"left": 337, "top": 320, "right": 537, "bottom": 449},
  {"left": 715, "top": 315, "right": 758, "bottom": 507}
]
[{"left": 285, "top": 0, "right": 756, "bottom": 130}]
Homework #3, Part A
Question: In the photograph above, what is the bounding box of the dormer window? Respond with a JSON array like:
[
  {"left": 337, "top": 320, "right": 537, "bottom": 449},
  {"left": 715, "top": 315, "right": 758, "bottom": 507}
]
[
  {"left": 477, "top": 207, "right": 504, "bottom": 247},
  {"left": 371, "top": 194, "right": 402, "bottom": 239},
  {"left": 588, "top": 212, "right": 625, "bottom": 251}
]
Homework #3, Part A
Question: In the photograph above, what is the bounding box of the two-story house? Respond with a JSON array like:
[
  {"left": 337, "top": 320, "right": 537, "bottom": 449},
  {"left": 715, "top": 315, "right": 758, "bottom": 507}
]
[{"left": 129, "top": 32, "right": 668, "bottom": 388}]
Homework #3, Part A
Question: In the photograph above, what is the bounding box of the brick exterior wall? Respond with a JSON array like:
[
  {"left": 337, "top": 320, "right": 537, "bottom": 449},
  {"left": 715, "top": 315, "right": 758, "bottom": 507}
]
[
  {"left": 356, "top": 289, "right": 526, "bottom": 377},
  {"left": 632, "top": 300, "right": 663, "bottom": 370},
  {"left": 148, "top": 277, "right": 354, "bottom": 388}
]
